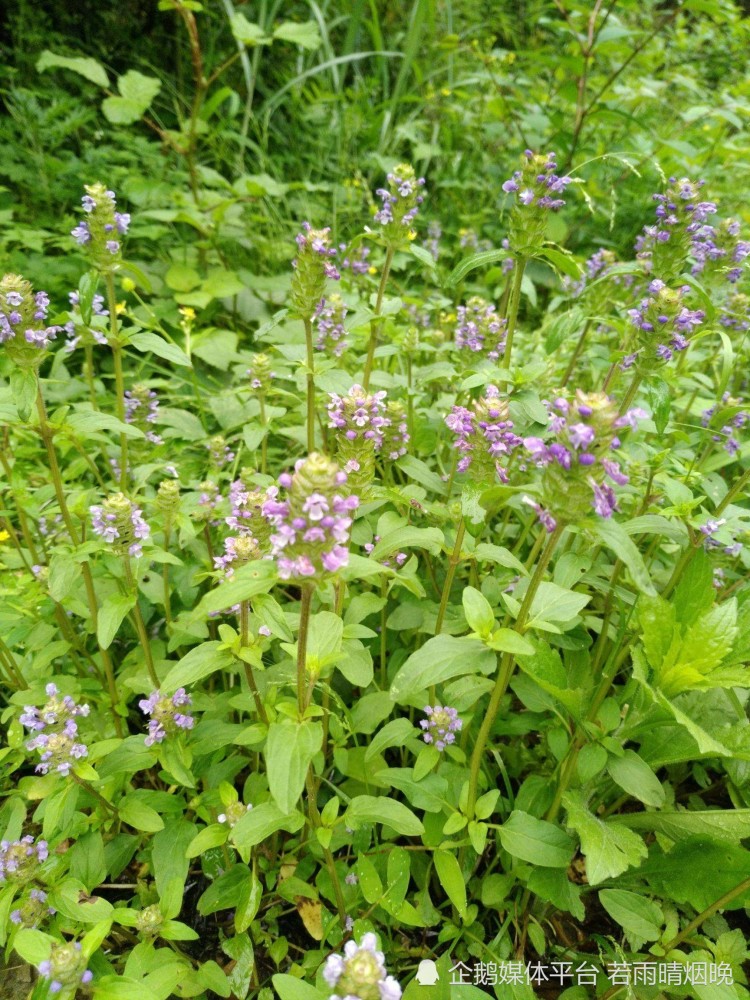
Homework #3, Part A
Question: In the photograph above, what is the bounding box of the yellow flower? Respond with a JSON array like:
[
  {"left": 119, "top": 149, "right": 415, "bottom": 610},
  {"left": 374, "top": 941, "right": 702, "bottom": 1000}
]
[
  {"left": 368, "top": 266, "right": 378, "bottom": 275},
  {"left": 115, "top": 301, "right": 127, "bottom": 316},
  {"left": 179, "top": 306, "right": 196, "bottom": 321},
  {"left": 0, "top": 530, "right": 9, "bottom": 543},
  {"left": 407, "top": 230, "right": 417, "bottom": 241},
  {"left": 441, "top": 88, "right": 452, "bottom": 97}
]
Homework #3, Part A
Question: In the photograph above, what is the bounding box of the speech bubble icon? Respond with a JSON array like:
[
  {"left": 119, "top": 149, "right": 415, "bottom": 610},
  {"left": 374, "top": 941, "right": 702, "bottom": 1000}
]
[{"left": 416, "top": 959, "right": 439, "bottom": 986}]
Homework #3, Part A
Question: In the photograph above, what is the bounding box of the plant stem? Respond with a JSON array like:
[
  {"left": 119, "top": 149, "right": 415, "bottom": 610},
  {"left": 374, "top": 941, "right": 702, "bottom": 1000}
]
[
  {"left": 104, "top": 272, "right": 128, "bottom": 490},
  {"left": 297, "top": 584, "right": 313, "bottom": 714},
  {"left": 362, "top": 246, "right": 395, "bottom": 390},
  {"left": 259, "top": 394, "right": 268, "bottom": 474},
  {"left": 162, "top": 527, "right": 173, "bottom": 628},
  {"left": 84, "top": 344, "right": 98, "bottom": 408},
  {"left": 73, "top": 774, "right": 118, "bottom": 817},
  {"left": 561, "top": 319, "right": 591, "bottom": 387},
  {"left": 35, "top": 382, "right": 123, "bottom": 736},
  {"left": 501, "top": 259, "right": 526, "bottom": 369},
  {"left": 466, "top": 524, "right": 563, "bottom": 820},
  {"left": 618, "top": 371, "right": 642, "bottom": 415},
  {"left": 434, "top": 517, "right": 466, "bottom": 636},
  {"left": 240, "top": 599, "right": 268, "bottom": 725},
  {"left": 304, "top": 771, "right": 348, "bottom": 923},
  {"left": 125, "top": 556, "right": 159, "bottom": 688},
  {"left": 303, "top": 317, "right": 316, "bottom": 453}
]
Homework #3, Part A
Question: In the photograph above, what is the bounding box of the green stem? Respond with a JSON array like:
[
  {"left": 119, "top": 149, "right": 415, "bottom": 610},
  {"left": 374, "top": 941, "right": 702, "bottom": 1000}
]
[
  {"left": 259, "top": 394, "right": 268, "bottom": 474},
  {"left": 240, "top": 599, "right": 268, "bottom": 724},
  {"left": 35, "top": 382, "right": 123, "bottom": 736},
  {"left": 561, "top": 319, "right": 591, "bottom": 387},
  {"left": 73, "top": 774, "right": 118, "bottom": 817},
  {"left": 303, "top": 317, "right": 316, "bottom": 453},
  {"left": 104, "top": 273, "right": 128, "bottom": 490},
  {"left": 466, "top": 523, "right": 563, "bottom": 821},
  {"left": 618, "top": 371, "right": 642, "bottom": 415},
  {"left": 434, "top": 517, "right": 466, "bottom": 636},
  {"left": 84, "top": 344, "right": 98, "bottom": 408},
  {"left": 501, "top": 259, "right": 526, "bottom": 369},
  {"left": 125, "top": 556, "right": 159, "bottom": 688},
  {"left": 297, "top": 584, "right": 313, "bottom": 714},
  {"left": 162, "top": 527, "right": 173, "bottom": 628},
  {"left": 362, "top": 246, "right": 395, "bottom": 390},
  {"left": 304, "top": 771, "right": 348, "bottom": 923}
]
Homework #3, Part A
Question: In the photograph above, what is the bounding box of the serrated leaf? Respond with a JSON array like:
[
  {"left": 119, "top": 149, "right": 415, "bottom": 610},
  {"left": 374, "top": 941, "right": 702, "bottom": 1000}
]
[
  {"left": 563, "top": 793, "right": 646, "bottom": 884},
  {"left": 37, "top": 49, "right": 108, "bottom": 87},
  {"left": 273, "top": 20, "right": 322, "bottom": 50}
]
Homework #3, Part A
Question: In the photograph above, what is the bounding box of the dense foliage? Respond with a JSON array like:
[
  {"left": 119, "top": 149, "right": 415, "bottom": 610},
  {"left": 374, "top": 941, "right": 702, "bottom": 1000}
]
[{"left": 2, "top": 1, "right": 750, "bottom": 998}]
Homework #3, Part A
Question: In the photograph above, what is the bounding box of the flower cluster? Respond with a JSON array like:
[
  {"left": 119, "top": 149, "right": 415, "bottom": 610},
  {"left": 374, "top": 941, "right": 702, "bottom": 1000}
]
[
  {"left": 381, "top": 401, "right": 410, "bottom": 461},
  {"left": 156, "top": 478, "right": 181, "bottom": 534},
  {"left": 291, "top": 222, "right": 340, "bottom": 318},
  {"left": 71, "top": 182, "right": 130, "bottom": 271},
  {"left": 247, "top": 352, "right": 274, "bottom": 393},
  {"left": 459, "top": 227, "right": 492, "bottom": 252},
  {"left": 339, "top": 243, "right": 371, "bottom": 274},
  {"left": 217, "top": 801, "right": 252, "bottom": 827},
  {"left": 0, "top": 836, "right": 49, "bottom": 883},
  {"left": 10, "top": 888, "right": 55, "bottom": 928},
  {"left": 692, "top": 217, "right": 750, "bottom": 284},
  {"left": 0, "top": 274, "right": 60, "bottom": 365},
  {"left": 63, "top": 289, "right": 109, "bottom": 351},
  {"left": 635, "top": 176, "right": 717, "bottom": 280},
  {"left": 262, "top": 453, "right": 359, "bottom": 579},
  {"left": 374, "top": 163, "right": 426, "bottom": 245},
  {"left": 213, "top": 534, "right": 262, "bottom": 578},
  {"left": 328, "top": 384, "right": 390, "bottom": 495},
  {"left": 125, "top": 384, "right": 162, "bottom": 444},
  {"left": 502, "top": 150, "right": 572, "bottom": 251},
  {"left": 625, "top": 280, "right": 705, "bottom": 365},
  {"left": 21, "top": 683, "right": 90, "bottom": 777},
  {"left": 323, "top": 933, "right": 402, "bottom": 1000},
  {"left": 426, "top": 220, "right": 442, "bottom": 260},
  {"left": 207, "top": 435, "right": 235, "bottom": 469},
  {"left": 193, "top": 480, "right": 222, "bottom": 525},
  {"left": 226, "top": 478, "right": 274, "bottom": 546},
  {"left": 523, "top": 391, "right": 646, "bottom": 528},
  {"left": 138, "top": 689, "right": 195, "bottom": 746},
  {"left": 315, "top": 294, "right": 349, "bottom": 356},
  {"left": 90, "top": 492, "right": 151, "bottom": 557},
  {"left": 720, "top": 291, "right": 750, "bottom": 331},
  {"left": 38, "top": 941, "right": 93, "bottom": 995},
  {"left": 563, "top": 248, "right": 618, "bottom": 299},
  {"left": 445, "top": 385, "right": 522, "bottom": 483},
  {"left": 420, "top": 705, "right": 462, "bottom": 751},
  {"left": 454, "top": 296, "right": 507, "bottom": 362},
  {"left": 136, "top": 904, "right": 164, "bottom": 938},
  {"left": 702, "top": 393, "right": 748, "bottom": 456},
  {"left": 699, "top": 518, "right": 743, "bottom": 557}
]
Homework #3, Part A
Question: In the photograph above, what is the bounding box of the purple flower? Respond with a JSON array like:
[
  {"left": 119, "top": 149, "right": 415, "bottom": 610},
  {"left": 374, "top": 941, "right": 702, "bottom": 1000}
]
[
  {"left": 315, "top": 294, "right": 349, "bottom": 356},
  {"left": 0, "top": 275, "right": 61, "bottom": 359},
  {"left": 0, "top": 836, "right": 49, "bottom": 883},
  {"left": 90, "top": 493, "right": 151, "bottom": 557},
  {"left": 72, "top": 183, "right": 129, "bottom": 270},
  {"left": 420, "top": 705, "right": 462, "bottom": 751},
  {"left": 374, "top": 163, "right": 426, "bottom": 237},
  {"left": 445, "top": 386, "right": 521, "bottom": 482},
  {"left": 263, "top": 454, "right": 359, "bottom": 581},
  {"left": 454, "top": 296, "right": 507, "bottom": 361},
  {"left": 125, "top": 384, "right": 162, "bottom": 444},
  {"left": 139, "top": 688, "right": 195, "bottom": 746},
  {"left": 323, "top": 933, "right": 401, "bottom": 1000}
]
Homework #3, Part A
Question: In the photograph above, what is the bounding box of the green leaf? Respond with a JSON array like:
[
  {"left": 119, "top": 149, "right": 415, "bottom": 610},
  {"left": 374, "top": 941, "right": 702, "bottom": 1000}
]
[
  {"left": 527, "top": 868, "right": 584, "bottom": 921},
  {"left": 607, "top": 750, "right": 665, "bottom": 808},
  {"left": 365, "top": 719, "right": 417, "bottom": 762},
  {"left": 525, "top": 582, "right": 590, "bottom": 630},
  {"left": 563, "top": 793, "right": 646, "bottom": 884},
  {"left": 370, "top": 524, "right": 443, "bottom": 560},
  {"left": 390, "top": 636, "right": 495, "bottom": 703},
  {"left": 265, "top": 721, "right": 323, "bottom": 814},
  {"left": 12, "top": 928, "right": 57, "bottom": 965},
  {"left": 102, "top": 71, "right": 161, "bottom": 125},
  {"left": 49, "top": 878, "right": 114, "bottom": 923},
  {"left": 474, "top": 542, "right": 527, "bottom": 575},
  {"left": 396, "top": 455, "right": 447, "bottom": 494},
  {"left": 447, "top": 248, "right": 516, "bottom": 287},
  {"left": 186, "top": 824, "right": 229, "bottom": 858},
  {"left": 647, "top": 375, "right": 671, "bottom": 435},
  {"left": 48, "top": 552, "right": 79, "bottom": 602},
  {"left": 230, "top": 13, "right": 271, "bottom": 46},
  {"left": 272, "top": 975, "right": 326, "bottom": 1000},
  {"left": 614, "top": 809, "right": 750, "bottom": 843},
  {"left": 11, "top": 368, "right": 37, "bottom": 422},
  {"left": 161, "top": 641, "right": 234, "bottom": 694},
  {"left": 129, "top": 332, "right": 192, "bottom": 368},
  {"left": 462, "top": 586, "right": 495, "bottom": 637},
  {"left": 195, "top": 959, "right": 231, "bottom": 997},
  {"left": 498, "top": 810, "right": 576, "bottom": 868},
  {"left": 119, "top": 795, "right": 164, "bottom": 832},
  {"left": 599, "top": 889, "right": 663, "bottom": 943},
  {"left": 196, "top": 561, "right": 277, "bottom": 616},
  {"left": 231, "top": 803, "right": 304, "bottom": 853},
  {"left": 273, "top": 21, "right": 322, "bottom": 50},
  {"left": 533, "top": 245, "right": 582, "bottom": 280},
  {"left": 346, "top": 795, "right": 425, "bottom": 836},
  {"left": 97, "top": 592, "right": 136, "bottom": 649},
  {"left": 433, "top": 850, "right": 467, "bottom": 919},
  {"left": 37, "top": 49, "right": 108, "bottom": 87},
  {"left": 66, "top": 410, "right": 144, "bottom": 439},
  {"left": 486, "top": 628, "right": 535, "bottom": 656},
  {"left": 592, "top": 519, "right": 656, "bottom": 596}
]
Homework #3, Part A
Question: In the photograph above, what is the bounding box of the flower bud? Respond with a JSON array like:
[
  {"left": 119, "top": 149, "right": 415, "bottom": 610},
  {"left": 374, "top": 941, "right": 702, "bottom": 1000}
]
[
  {"left": 290, "top": 223, "right": 340, "bottom": 319},
  {"left": 247, "top": 352, "right": 275, "bottom": 394},
  {"left": 328, "top": 384, "right": 389, "bottom": 497},
  {"left": 38, "top": 941, "right": 93, "bottom": 994},
  {"left": 139, "top": 688, "right": 195, "bottom": 746},
  {"left": 0, "top": 274, "right": 60, "bottom": 366},
  {"left": 136, "top": 903, "right": 164, "bottom": 938},
  {"left": 71, "top": 182, "right": 130, "bottom": 272},
  {"left": 502, "top": 150, "right": 571, "bottom": 252},
  {"left": 323, "top": 933, "right": 401, "bottom": 1000},
  {"left": 90, "top": 492, "right": 151, "bottom": 558},
  {"left": 374, "top": 163, "right": 426, "bottom": 247}
]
